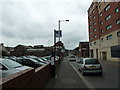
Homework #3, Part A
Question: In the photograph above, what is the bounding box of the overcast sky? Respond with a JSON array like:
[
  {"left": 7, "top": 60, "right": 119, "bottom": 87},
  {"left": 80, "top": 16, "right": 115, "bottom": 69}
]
[{"left": 0, "top": 0, "right": 93, "bottom": 50}]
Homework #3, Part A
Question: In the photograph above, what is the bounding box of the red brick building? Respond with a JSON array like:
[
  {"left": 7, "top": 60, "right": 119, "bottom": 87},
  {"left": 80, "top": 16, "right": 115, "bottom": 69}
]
[
  {"left": 88, "top": 1, "right": 120, "bottom": 61},
  {"left": 79, "top": 42, "right": 89, "bottom": 57}
]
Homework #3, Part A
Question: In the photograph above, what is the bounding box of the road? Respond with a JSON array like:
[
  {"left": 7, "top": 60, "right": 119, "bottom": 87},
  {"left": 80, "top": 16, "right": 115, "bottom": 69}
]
[{"left": 68, "top": 56, "right": 119, "bottom": 88}]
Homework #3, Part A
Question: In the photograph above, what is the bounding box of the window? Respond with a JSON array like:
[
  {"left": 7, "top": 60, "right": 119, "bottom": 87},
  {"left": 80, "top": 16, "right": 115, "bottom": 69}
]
[
  {"left": 93, "top": 16, "right": 95, "bottom": 19},
  {"left": 93, "top": 28, "right": 96, "bottom": 31},
  {"left": 90, "top": 26, "right": 92, "bottom": 29},
  {"left": 2, "top": 60, "right": 22, "bottom": 68},
  {"left": 100, "top": 21, "right": 103, "bottom": 24},
  {"left": 90, "top": 32, "right": 92, "bottom": 35},
  {"left": 101, "top": 30, "right": 104, "bottom": 33},
  {"left": 93, "top": 22, "right": 96, "bottom": 25},
  {"left": 117, "top": 31, "right": 120, "bottom": 37},
  {"left": 106, "top": 24, "right": 112, "bottom": 30},
  {"left": 111, "top": 45, "right": 120, "bottom": 58},
  {"left": 115, "top": 7, "right": 119, "bottom": 13},
  {"left": 89, "top": 16, "right": 91, "bottom": 18},
  {"left": 90, "top": 37, "right": 92, "bottom": 40},
  {"left": 99, "top": 5, "right": 102, "bottom": 9},
  {"left": 94, "top": 35, "right": 97, "bottom": 38},
  {"left": 100, "top": 13, "right": 102, "bottom": 17},
  {"left": 116, "top": 19, "right": 120, "bottom": 24},
  {"left": 81, "top": 59, "right": 83, "bottom": 64},
  {"left": 104, "top": 0, "right": 107, "bottom": 2},
  {"left": 17, "top": 59, "right": 23, "bottom": 64},
  {"left": 105, "top": 14, "right": 111, "bottom": 21},
  {"left": 94, "top": 41, "right": 96, "bottom": 45},
  {"left": 85, "top": 59, "right": 100, "bottom": 64},
  {"left": 90, "top": 21, "right": 92, "bottom": 24},
  {"left": 101, "top": 38, "right": 104, "bottom": 42},
  {"left": 106, "top": 34, "right": 112, "bottom": 40},
  {"left": 93, "top": 10, "right": 95, "bottom": 13},
  {"left": 105, "top": 5, "right": 110, "bottom": 11}
]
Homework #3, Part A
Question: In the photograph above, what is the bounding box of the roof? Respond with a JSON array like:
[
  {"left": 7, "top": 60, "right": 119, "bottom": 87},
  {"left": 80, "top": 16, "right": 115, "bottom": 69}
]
[{"left": 14, "top": 44, "right": 33, "bottom": 49}]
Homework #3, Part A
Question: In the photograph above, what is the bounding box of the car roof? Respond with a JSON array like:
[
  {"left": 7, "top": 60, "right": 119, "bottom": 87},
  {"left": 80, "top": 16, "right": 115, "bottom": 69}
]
[{"left": 0, "top": 58, "right": 11, "bottom": 61}]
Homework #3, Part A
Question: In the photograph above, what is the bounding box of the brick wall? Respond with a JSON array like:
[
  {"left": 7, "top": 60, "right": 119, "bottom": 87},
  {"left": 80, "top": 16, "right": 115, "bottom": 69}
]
[{"left": 0, "top": 60, "right": 59, "bottom": 89}]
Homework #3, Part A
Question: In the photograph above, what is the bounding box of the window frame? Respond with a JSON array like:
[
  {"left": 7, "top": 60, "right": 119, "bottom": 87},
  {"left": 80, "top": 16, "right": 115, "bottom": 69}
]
[
  {"left": 100, "top": 13, "right": 102, "bottom": 17},
  {"left": 106, "top": 34, "right": 113, "bottom": 40},
  {"left": 105, "top": 14, "right": 111, "bottom": 21},
  {"left": 117, "top": 31, "right": 120, "bottom": 37},
  {"left": 93, "top": 28, "right": 96, "bottom": 32},
  {"left": 105, "top": 4, "right": 110, "bottom": 11},
  {"left": 106, "top": 24, "right": 112, "bottom": 30},
  {"left": 115, "top": 7, "right": 119, "bottom": 13},
  {"left": 116, "top": 19, "right": 120, "bottom": 24}
]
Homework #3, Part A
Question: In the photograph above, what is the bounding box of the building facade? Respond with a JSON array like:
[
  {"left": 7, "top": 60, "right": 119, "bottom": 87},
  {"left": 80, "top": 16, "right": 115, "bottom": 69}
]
[
  {"left": 79, "top": 42, "right": 89, "bottom": 57},
  {"left": 88, "top": 1, "right": 120, "bottom": 61}
]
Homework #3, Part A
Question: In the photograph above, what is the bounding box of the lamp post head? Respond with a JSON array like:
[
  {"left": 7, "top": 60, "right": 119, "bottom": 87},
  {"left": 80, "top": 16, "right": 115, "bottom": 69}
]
[
  {"left": 59, "top": 20, "right": 69, "bottom": 22},
  {"left": 65, "top": 20, "right": 69, "bottom": 22}
]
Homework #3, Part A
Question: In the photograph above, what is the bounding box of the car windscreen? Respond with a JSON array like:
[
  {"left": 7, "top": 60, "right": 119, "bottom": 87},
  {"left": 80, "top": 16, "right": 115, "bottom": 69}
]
[
  {"left": 40, "top": 57, "right": 47, "bottom": 61},
  {"left": 28, "top": 58, "right": 38, "bottom": 63},
  {"left": 85, "top": 59, "right": 100, "bottom": 64},
  {"left": 2, "top": 60, "right": 23, "bottom": 68}
]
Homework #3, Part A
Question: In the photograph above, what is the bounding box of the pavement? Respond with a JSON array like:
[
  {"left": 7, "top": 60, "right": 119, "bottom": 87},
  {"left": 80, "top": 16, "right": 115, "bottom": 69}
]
[{"left": 44, "top": 57, "right": 89, "bottom": 89}]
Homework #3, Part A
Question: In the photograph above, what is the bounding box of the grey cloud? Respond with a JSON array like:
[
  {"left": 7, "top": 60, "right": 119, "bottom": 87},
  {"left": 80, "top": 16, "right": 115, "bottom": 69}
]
[{"left": 1, "top": 1, "right": 92, "bottom": 49}]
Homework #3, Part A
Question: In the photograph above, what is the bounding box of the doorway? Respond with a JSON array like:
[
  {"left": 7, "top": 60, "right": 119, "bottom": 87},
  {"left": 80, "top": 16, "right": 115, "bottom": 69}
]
[{"left": 102, "top": 52, "right": 107, "bottom": 60}]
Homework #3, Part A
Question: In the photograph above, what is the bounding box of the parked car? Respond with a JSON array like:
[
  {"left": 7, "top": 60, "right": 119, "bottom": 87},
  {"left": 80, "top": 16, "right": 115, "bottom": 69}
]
[
  {"left": 69, "top": 55, "right": 76, "bottom": 61},
  {"left": 8, "top": 56, "right": 17, "bottom": 61},
  {"left": 40, "top": 57, "right": 50, "bottom": 63},
  {"left": 77, "top": 58, "right": 103, "bottom": 76},
  {"left": 44, "top": 56, "right": 51, "bottom": 61},
  {"left": 32, "top": 58, "right": 47, "bottom": 64},
  {"left": 15, "top": 58, "right": 43, "bottom": 68},
  {"left": 0, "top": 58, "right": 31, "bottom": 78}
]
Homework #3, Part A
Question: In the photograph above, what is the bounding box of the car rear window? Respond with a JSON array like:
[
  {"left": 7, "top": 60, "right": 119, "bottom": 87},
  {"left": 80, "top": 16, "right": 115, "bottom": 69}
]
[
  {"left": 70, "top": 56, "right": 75, "bottom": 58},
  {"left": 85, "top": 59, "right": 100, "bottom": 64}
]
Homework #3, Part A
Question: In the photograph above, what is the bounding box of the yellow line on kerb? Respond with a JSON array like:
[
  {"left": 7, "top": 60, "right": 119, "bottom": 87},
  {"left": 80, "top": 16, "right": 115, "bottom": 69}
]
[{"left": 69, "top": 62, "right": 97, "bottom": 90}]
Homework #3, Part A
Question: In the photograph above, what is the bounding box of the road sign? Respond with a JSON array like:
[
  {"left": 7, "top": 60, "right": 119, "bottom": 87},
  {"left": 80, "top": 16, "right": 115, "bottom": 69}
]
[{"left": 55, "top": 30, "right": 62, "bottom": 38}]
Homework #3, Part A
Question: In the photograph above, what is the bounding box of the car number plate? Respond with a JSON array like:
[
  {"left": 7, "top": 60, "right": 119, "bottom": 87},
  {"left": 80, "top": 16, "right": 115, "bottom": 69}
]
[{"left": 90, "top": 66, "right": 96, "bottom": 68}]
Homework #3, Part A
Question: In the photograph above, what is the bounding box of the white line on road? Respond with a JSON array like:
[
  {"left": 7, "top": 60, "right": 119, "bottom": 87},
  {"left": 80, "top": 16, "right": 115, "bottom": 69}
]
[{"left": 69, "top": 62, "right": 96, "bottom": 90}]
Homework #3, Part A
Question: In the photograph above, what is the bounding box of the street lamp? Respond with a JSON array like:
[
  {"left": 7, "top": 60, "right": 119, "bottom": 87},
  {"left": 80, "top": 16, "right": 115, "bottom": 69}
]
[{"left": 58, "top": 20, "right": 69, "bottom": 64}]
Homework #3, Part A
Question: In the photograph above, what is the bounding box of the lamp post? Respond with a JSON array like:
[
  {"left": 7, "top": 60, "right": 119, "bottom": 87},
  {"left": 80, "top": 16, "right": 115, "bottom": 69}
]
[{"left": 58, "top": 20, "right": 69, "bottom": 64}]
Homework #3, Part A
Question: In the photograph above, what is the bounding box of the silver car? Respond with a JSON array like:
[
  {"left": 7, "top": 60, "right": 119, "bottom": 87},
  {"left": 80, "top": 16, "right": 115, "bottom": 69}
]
[
  {"left": 77, "top": 58, "right": 103, "bottom": 76},
  {"left": 0, "top": 58, "right": 32, "bottom": 78},
  {"left": 69, "top": 55, "right": 76, "bottom": 61}
]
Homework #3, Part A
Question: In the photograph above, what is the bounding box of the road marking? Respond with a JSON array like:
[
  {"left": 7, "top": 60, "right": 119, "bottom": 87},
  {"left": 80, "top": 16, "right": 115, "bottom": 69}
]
[{"left": 69, "top": 62, "right": 96, "bottom": 90}]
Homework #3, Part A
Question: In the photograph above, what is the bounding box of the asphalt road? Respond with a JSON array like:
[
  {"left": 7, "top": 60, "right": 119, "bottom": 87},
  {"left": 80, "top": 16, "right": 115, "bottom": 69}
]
[{"left": 68, "top": 56, "right": 119, "bottom": 88}]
